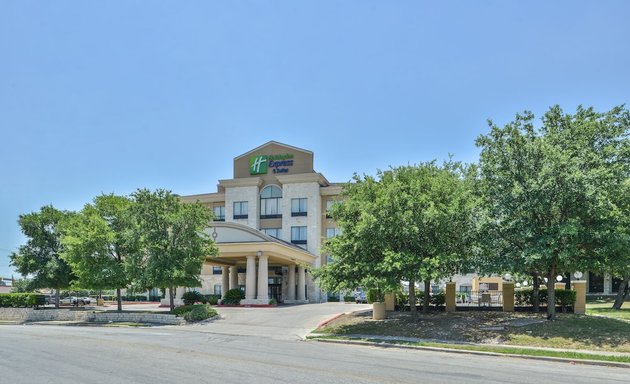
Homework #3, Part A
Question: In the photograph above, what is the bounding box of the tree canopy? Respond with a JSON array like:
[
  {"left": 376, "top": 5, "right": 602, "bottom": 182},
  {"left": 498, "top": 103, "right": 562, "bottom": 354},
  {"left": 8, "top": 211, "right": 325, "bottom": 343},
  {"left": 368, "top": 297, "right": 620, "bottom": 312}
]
[
  {"left": 60, "top": 194, "right": 138, "bottom": 311},
  {"left": 315, "top": 161, "right": 477, "bottom": 313},
  {"left": 476, "top": 105, "right": 630, "bottom": 318},
  {"left": 10, "top": 205, "right": 74, "bottom": 307},
  {"left": 129, "top": 189, "right": 217, "bottom": 311}
]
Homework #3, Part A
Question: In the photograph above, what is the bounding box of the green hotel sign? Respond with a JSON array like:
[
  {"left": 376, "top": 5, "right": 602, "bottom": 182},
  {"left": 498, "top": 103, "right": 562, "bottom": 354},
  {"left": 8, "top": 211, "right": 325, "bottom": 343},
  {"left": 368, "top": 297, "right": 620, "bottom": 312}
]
[{"left": 249, "top": 154, "right": 294, "bottom": 175}]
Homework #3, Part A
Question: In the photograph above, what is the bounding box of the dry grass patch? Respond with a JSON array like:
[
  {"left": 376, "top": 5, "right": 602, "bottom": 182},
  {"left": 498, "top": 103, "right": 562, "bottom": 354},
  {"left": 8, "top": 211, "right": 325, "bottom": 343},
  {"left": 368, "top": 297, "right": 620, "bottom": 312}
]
[{"left": 317, "top": 310, "right": 630, "bottom": 352}]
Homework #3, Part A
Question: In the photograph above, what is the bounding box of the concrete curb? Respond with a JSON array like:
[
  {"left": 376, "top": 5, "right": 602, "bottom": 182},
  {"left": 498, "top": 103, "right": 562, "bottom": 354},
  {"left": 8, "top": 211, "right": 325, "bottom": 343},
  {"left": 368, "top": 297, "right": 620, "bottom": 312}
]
[{"left": 308, "top": 337, "right": 630, "bottom": 369}]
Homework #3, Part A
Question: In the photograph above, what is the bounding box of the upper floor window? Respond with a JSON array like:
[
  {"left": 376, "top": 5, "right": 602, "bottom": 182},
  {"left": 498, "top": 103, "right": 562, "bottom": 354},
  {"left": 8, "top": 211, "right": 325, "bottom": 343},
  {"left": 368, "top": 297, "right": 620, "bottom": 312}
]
[
  {"left": 291, "top": 226, "right": 307, "bottom": 245},
  {"left": 212, "top": 266, "right": 222, "bottom": 275},
  {"left": 262, "top": 228, "right": 281, "bottom": 239},
  {"left": 326, "top": 227, "right": 342, "bottom": 239},
  {"left": 213, "top": 206, "right": 225, "bottom": 221},
  {"left": 260, "top": 185, "right": 282, "bottom": 219},
  {"left": 233, "top": 201, "right": 248, "bottom": 219},
  {"left": 291, "top": 198, "right": 307, "bottom": 217}
]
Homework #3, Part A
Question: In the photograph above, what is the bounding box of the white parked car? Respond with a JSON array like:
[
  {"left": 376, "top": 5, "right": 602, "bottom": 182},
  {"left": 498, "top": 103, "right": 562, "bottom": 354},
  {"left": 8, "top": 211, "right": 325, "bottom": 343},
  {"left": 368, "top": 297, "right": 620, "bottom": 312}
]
[{"left": 60, "top": 296, "right": 91, "bottom": 305}]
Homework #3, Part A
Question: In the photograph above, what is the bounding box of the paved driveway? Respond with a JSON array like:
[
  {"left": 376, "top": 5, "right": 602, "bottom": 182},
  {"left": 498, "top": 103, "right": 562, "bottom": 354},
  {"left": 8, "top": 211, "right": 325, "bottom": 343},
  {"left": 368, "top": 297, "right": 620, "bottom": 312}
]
[{"left": 189, "top": 302, "right": 371, "bottom": 340}]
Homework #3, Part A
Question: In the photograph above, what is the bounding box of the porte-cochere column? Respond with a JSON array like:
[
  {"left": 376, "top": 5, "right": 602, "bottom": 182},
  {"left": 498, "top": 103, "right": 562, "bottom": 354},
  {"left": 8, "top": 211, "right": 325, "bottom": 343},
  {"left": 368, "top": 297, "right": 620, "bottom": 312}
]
[
  {"left": 221, "top": 266, "right": 230, "bottom": 298},
  {"left": 287, "top": 265, "right": 296, "bottom": 301},
  {"left": 245, "top": 255, "right": 257, "bottom": 300},
  {"left": 257, "top": 253, "right": 269, "bottom": 302},
  {"left": 297, "top": 265, "right": 306, "bottom": 301}
]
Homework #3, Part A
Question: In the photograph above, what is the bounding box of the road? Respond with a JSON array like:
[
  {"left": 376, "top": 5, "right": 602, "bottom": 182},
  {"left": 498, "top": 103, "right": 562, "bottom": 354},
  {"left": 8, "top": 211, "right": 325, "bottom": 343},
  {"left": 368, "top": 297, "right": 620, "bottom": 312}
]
[{"left": 0, "top": 304, "right": 628, "bottom": 383}]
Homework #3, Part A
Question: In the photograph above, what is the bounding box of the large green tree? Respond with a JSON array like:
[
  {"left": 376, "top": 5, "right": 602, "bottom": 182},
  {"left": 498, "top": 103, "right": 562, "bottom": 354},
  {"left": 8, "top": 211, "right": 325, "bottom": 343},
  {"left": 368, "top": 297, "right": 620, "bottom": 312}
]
[
  {"left": 60, "top": 194, "right": 138, "bottom": 311},
  {"left": 10, "top": 205, "right": 74, "bottom": 307},
  {"left": 129, "top": 189, "right": 217, "bottom": 312},
  {"left": 316, "top": 161, "right": 477, "bottom": 315},
  {"left": 476, "top": 105, "right": 630, "bottom": 319}
]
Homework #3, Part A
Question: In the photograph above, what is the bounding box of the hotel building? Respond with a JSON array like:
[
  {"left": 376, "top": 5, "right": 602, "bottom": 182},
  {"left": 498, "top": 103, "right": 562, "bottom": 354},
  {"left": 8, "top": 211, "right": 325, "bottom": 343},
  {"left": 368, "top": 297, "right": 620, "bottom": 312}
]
[{"left": 180, "top": 141, "right": 341, "bottom": 304}]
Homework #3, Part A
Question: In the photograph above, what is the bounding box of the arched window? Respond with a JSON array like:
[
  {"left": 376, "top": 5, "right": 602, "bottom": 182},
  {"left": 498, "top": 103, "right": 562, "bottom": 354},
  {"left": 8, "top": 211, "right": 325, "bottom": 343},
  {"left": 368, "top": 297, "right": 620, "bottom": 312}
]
[{"left": 260, "top": 185, "right": 282, "bottom": 219}]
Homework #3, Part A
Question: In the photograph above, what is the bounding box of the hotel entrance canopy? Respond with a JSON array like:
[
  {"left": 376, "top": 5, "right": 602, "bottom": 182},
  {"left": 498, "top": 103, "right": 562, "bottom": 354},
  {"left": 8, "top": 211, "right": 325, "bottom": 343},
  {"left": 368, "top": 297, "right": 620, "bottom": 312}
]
[{"left": 204, "top": 222, "right": 317, "bottom": 267}]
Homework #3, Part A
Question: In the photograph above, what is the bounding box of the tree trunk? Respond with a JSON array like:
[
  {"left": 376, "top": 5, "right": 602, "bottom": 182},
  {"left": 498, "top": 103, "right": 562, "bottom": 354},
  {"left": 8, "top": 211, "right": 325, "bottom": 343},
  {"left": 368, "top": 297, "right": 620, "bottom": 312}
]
[
  {"left": 531, "top": 272, "right": 540, "bottom": 313},
  {"left": 546, "top": 266, "right": 556, "bottom": 320},
  {"left": 55, "top": 288, "right": 60, "bottom": 309},
  {"left": 116, "top": 288, "right": 122, "bottom": 312},
  {"left": 169, "top": 287, "right": 175, "bottom": 313},
  {"left": 423, "top": 280, "right": 431, "bottom": 313},
  {"left": 408, "top": 280, "right": 417, "bottom": 317},
  {"left": 612, "top": 275, "right": 629, "bottom": 310}
]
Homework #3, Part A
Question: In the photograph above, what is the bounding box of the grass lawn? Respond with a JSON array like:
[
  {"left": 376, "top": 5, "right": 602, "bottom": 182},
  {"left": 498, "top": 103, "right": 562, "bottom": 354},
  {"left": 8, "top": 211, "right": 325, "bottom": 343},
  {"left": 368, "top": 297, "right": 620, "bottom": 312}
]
[
  {"left": 316, "top": 310, "right": 630, "bottom": 353},
  {"left": 586, "top": 302, "right": 630, "bottom": 321}
]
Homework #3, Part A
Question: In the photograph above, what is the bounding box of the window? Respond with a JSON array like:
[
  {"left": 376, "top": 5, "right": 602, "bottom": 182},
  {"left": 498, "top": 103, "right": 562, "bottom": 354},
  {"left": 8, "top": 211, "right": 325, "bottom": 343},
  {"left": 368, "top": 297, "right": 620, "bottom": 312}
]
[
  {"left": 214, "top": 284, "right": 222, "bottom": 296},
  {"left": 260, "top": 185, "right": 282, "bottom": 219},
  {"left": 233, "top": 201, "right": 248, "bottom": 219},
  {"left": 326, "top": 227, "right": 341, "bottom": 239},
  {"left": 291, "top": 226, "right": 307, "bottom": 245},
  {"left": 263, "top": 228, "right": 281, "bottom": 239},
  {"left": 212, "top": 266, "right": 222, "bottom": 275},
  {"left": 291, "top": 198, "right": 307, "bottom": 216},
  {"left": 213, "top": 206, "right": 225, "bottom": 221}
]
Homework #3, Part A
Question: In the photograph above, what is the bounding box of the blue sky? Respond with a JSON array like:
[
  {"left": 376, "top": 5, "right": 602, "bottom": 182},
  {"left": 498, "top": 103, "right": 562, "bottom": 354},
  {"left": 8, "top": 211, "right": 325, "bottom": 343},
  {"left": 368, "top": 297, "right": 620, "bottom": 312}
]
[{"left": 1, "top": 1, "right": 629, "bottom": 278}]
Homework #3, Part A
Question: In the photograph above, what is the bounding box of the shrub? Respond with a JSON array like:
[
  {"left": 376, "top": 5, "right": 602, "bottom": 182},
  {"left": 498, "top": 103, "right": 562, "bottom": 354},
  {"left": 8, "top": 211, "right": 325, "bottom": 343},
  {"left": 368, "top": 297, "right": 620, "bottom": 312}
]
[
  {"left": 0, "top": 293, "right": 45, "bottom": 308},
  {"left": 183, "top": 305, "right": 218, "bottom": 322},
  {"left": 269, "top": 298, "right": 277, "bottom": 305},
  {"left": 514, "top": 288, "right": 573, "bottom": 308},
  {"left": 430, "top": 292, "right": 445, "bottom": 307},
  {"left": 222, "top": 289, "right": 245, "bottom": 305},
  {"left": 172, "top": 305, "right": 195, "bottom": 316},
  {"left": 343, "top": 295, "right": 355, "bottom": 302},
  {"left": 556, "top": 289, "right": 576, "bottom": 311},
  {"left": 203, "top": 294, "right": 220, "bottom": 305},
  {"left": 367, "top": 289, "right": 383, "bottom": 303},
  {"left": 182, "top": 290, "right": 204, "bottom": 306},
  {"left": 327, "top": 296, "right": 340, "bottom": 302}
]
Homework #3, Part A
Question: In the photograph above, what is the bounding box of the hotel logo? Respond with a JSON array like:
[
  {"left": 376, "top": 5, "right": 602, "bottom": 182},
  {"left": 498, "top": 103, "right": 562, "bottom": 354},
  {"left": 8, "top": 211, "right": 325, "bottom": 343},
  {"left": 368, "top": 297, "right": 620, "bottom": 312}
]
[{"left": 250, "top": 155, "right": 268, "bottom": 175}]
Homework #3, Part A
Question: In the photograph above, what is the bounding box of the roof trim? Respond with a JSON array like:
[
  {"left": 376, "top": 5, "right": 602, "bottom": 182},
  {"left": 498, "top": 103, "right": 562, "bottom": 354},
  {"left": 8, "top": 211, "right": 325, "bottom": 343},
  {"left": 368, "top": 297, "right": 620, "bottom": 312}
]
[{"left": 234, "top": 141, "right": 313, "bottom": 161}]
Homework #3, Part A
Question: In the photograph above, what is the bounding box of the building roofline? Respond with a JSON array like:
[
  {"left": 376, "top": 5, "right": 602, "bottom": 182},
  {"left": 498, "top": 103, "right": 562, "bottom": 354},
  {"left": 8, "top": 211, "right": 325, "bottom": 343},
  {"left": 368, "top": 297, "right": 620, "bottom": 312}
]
[{"left": 234, "top": 141, "right": 313, "bottom": 161}]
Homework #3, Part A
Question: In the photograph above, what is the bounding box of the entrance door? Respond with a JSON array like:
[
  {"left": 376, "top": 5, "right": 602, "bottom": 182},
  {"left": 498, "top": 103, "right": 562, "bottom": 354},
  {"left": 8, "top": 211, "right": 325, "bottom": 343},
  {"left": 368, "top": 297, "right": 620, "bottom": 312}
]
[{"left": 268, "top": 285, "right": 282, "bottom": 303}]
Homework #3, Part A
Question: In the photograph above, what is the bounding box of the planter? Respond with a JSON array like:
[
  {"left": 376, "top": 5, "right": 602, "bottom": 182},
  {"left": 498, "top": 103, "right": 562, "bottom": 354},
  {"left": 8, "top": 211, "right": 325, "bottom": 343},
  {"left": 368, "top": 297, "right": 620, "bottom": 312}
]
[{"left": 372, "top": 302, "right": 386, "bottom": 320}]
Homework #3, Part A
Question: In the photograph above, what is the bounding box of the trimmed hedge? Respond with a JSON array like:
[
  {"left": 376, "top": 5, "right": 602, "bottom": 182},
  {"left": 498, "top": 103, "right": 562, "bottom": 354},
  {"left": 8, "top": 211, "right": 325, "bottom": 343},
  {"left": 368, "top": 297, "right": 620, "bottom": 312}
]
[
  {"left": 515, "top": 288, "right": 576, "bottom": 309},
  {"left": 0, "top": 293, "right": 46, "bottom": 308}
]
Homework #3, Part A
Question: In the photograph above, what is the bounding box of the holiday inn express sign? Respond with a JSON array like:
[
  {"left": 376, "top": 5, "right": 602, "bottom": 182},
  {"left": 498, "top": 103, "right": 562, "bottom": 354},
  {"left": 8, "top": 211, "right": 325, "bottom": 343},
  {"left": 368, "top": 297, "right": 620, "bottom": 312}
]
[{"left": 249, "top": 154, "right": 294, "bottom": 175}]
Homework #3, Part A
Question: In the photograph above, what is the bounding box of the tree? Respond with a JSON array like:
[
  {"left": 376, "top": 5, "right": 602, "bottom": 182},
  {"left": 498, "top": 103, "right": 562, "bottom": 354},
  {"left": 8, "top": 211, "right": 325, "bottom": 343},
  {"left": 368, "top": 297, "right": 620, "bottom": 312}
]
[
  {"left": 10, "top": 277, "right": 33, "bottom": 293},
  {"left": 10, "top": 205, "right": 74, "bottom": 307},
  {"left": 60, "top": 194, "right": 138, "bottom": 311},
  {"left": 129, "top": 189, "right": 217, "bottom": 312},
  {"left": 315, "top": 161, "right": 477, "bottom": 315},
  {"left": 476, "top": 105, "right": 630, "bottom": 319}
]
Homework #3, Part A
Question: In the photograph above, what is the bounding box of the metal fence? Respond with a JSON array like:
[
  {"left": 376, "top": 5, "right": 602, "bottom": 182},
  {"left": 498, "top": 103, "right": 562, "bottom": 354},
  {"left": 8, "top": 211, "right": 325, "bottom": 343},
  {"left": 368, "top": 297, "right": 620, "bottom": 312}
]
[{"left": 457, "top": 291, "right": 503, "bottom": 307}]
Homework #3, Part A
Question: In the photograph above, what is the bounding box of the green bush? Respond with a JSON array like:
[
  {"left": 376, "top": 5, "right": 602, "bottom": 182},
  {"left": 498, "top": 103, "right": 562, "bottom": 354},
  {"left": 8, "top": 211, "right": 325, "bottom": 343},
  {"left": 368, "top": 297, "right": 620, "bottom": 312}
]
[
  {"left": 182, "top": 290, "right": 204, "bottom": 306},
  {"left": 514, "top": 288, "right": 574, "bottom": 308},
  {"left": 327, "top": 296, "right": 340, "bottom": 302},
  {"left": 343, "top": 295, "right": 355, "bottom": 302},
  {"left": 0, "top": 293, "right": 45, "bottom": 308},
  {"left": 172, "top": 305, "right": 195, "bottom": 316},
  {"left": 430, "top": 292, "right": 445, "bottom": 307},
  {"left": 203, "top": 294, "right": 220, "bottom": 305},
  {"left": 367, "top": 289, "right": 384, "bottom": 303},
  {"left": 222, "top": 289, "right": 245, "bottom": 305},
  {"left": 183, "top": 305, "right": 218, "bottom": 322}
]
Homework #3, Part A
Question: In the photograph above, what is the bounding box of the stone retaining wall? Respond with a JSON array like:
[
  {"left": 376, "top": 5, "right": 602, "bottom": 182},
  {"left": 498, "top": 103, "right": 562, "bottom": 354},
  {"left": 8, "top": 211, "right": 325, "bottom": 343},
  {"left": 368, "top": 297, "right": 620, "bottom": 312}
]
[{"left": 0, "top": 308, "right": 184, "bottom": 325}]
